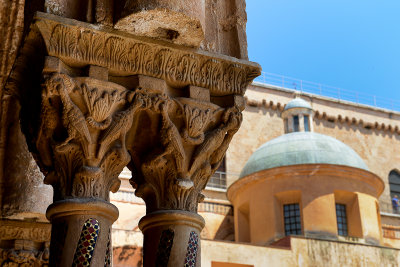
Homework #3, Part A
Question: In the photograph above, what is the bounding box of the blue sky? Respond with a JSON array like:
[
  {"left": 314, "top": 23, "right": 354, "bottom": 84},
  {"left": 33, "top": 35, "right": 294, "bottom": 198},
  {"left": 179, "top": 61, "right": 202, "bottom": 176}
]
[{"left": 246, "top": 1, "right": 400, "bottom": 110}]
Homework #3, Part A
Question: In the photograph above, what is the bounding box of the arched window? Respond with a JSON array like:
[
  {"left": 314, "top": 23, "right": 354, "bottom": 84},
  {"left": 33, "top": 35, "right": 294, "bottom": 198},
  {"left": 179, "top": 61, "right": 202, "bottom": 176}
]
[{"left": 389, "top": 170, "right": 400, "bottom": 198}]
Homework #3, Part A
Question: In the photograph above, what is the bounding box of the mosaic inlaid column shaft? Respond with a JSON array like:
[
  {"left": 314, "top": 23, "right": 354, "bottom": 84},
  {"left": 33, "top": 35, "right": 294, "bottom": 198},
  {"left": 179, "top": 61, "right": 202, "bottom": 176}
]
[
  {"left": 46, "top": 199, "right": 118, "bottom": 266},
  {"left": 139, "top": 211, "right": 204, "bottom": 267}
]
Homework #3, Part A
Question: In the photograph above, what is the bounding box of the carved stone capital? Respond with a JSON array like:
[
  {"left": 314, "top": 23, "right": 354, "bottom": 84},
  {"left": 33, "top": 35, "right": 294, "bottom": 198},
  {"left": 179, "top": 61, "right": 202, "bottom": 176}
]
[
  {"left": 37, "top": 71, "right": 148, "bottom": 201},
  {"left": 127, "top": 87, "right": 243, "bottom": 213}
]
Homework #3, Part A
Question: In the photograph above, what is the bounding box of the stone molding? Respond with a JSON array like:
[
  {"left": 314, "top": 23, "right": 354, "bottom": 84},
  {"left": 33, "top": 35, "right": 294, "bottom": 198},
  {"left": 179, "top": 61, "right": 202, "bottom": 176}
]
[
  {"left": 227, "top": 164, "right": 385, "bottom": 202},
  {"left": 0, "top": 220, "right": 50, "bottom": 266},
  {"left": 33, "top": 12, "right": 260, "bottom": 97},
  {"left": 0, "top": 220, "right": 51, "bottom": 242},
  {"left": 245, "top": 97, "right": 400, "bottom": 134},
  {"left": 382, "top": 224, "right": 400, "bottom": 239}
]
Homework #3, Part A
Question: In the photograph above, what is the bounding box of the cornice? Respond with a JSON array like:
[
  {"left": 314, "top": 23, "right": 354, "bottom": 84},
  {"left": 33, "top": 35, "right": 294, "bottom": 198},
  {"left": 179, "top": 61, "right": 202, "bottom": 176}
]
[
  {"left": 32, "top": 12, "right": 261, "bottom": 97},
  {"left": 0, "top": 220, "right": 51, "bottom": 242},
  {"left": 227, "top": 164, "right": 384, "bottom": 202},
  {"left": 245, "top": 96, "right": 400, "bottom": 135}
]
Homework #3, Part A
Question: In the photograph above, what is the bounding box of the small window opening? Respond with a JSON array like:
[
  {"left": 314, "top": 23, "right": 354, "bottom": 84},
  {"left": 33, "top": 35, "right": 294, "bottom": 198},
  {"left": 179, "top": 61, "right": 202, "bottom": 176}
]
[
  {"left": 389, "top": 170, "right": 400, "bottom": 214},
  {"left": 207, "top": 157, "right": 227, "bottom": 189},
  {"left": 336, "top": 204, "right": 348, "bottom": 236},
  {"left": 293, "top": 115, "right": 299, "bottom": 132},
  {"left": 283, "top": 203, "right": 301, "bottom": 236},
  {"left": 304, "top": 115, "right": 310, "bottom": 132}
]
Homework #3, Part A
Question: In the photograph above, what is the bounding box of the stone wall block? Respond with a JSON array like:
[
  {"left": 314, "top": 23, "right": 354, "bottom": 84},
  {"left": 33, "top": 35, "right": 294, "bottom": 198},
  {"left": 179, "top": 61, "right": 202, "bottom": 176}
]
[{"left": 116, "top": 0, "right": 205, "bottom": 47}]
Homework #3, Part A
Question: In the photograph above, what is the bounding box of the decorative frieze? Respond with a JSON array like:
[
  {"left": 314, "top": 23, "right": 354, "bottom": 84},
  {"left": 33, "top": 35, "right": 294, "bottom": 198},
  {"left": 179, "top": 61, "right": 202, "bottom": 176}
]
[
  {"left": 0, "top": 221, "right": 51, "bottom": 242},
  {"left": 33, "top": 13, "right": 260, "bottom": 97},
  {"left": 245, "top": 96, "right": 400, "bottom": 134},
  {"left": 0, "top": 220, "right": 51, "bottom": 266}
]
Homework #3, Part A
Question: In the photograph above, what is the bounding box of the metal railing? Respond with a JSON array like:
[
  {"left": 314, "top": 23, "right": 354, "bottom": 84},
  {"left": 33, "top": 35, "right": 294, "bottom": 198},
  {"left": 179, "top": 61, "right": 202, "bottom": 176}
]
[
  {"left": 254, "top": 72, "right": 400, "bottom": 111},
  {"left": 380, "top": 202, "right": 400, "bottom": 216}
]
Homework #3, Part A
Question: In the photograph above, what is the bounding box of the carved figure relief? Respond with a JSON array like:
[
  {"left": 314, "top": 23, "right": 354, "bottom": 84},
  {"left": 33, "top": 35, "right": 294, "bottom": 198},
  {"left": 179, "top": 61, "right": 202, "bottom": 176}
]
[
  {"left": 36, "top": 73, "right": 148, "bottom": 201},
  {"left": 32, "top": 15, "right": 260, "bottom": 97},
  {"left": 132, "top": 91, "right": 243, "bottom": 213}
]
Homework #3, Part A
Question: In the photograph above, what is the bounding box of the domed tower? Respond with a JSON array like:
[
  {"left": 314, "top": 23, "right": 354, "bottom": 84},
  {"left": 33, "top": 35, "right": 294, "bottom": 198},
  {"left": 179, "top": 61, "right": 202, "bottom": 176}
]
[
  {"left": 227, "top": 97, "right": 384, "bottom": 246},
  {"left": 281, "top": 97, "right": 314, "bottom": 133}
]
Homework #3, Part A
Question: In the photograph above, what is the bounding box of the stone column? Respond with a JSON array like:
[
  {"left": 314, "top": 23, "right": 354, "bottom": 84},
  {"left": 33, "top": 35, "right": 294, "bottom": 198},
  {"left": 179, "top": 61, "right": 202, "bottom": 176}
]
[
  {"left": 123, "top": 79, "right": 244, "bottom": 266},
  {"left": 12, "top": 13, "right": 260, "bottom": 267},
  {"left": 115, "top": 0, "right": 205, "bottom": 47},
  {"left": 299, "top": 114, "right": 304, "bottom": 132}
]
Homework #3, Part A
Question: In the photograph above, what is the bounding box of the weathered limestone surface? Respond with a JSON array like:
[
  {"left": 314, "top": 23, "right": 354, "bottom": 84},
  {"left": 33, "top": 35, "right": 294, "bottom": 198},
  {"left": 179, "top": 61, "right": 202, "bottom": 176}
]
[
  {"left": 0, "top": 220, "right": 51, "bottom": 266},
  {"left": 0, "top": 0, "right": 26, "bottom": 210},
  {"left": 203, "top": 0, "right": 248, "bottom": 59},
  {"left": 44, "top": 0, "right": 248, "bottom": 57},
  {"left": 115, "top": 0, "right": 205, "bottom": 47},
  {"left": 116, "top": 0, "right": 249, "bottom": 58},
  {"left": 2, "top": 98, "right": 52, "bottom": 221},
  {"left": 202, "top": 237, "right": 400, "bottom": 267},
  {"left": 45, "top": 0, "right": 114, "bottom": 25}
]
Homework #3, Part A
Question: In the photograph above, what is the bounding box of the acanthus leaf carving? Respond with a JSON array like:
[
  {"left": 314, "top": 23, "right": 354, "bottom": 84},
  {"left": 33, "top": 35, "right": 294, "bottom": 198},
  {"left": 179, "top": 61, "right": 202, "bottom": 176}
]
[
  {"left": 37, "top": 73, "right": 148, "bottom": 201},
  {"left": 131, "top": 92, "right": 242, "bottom": 213},
  {"left": 36, "top": 14, "right": 260, "bottom": 97}
]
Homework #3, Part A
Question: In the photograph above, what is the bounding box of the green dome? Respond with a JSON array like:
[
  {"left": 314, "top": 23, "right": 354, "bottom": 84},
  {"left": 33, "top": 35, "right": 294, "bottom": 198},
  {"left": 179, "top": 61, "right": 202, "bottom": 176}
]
[
  {"left": 284, "top": 98, "right": 312, "bottom": 111},
  {"left": 240, "top": 132, "right": 368, "bottom": 178}
]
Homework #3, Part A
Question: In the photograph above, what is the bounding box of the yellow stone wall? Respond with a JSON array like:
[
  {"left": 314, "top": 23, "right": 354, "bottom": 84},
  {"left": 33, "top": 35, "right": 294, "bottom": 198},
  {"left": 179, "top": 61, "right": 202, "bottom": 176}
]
[
  {"left": 202, "top": 237, "right": 400, "bottom": 267},
  {"left": 227, "top": 83, "right": 400, "bottom": 211}
]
